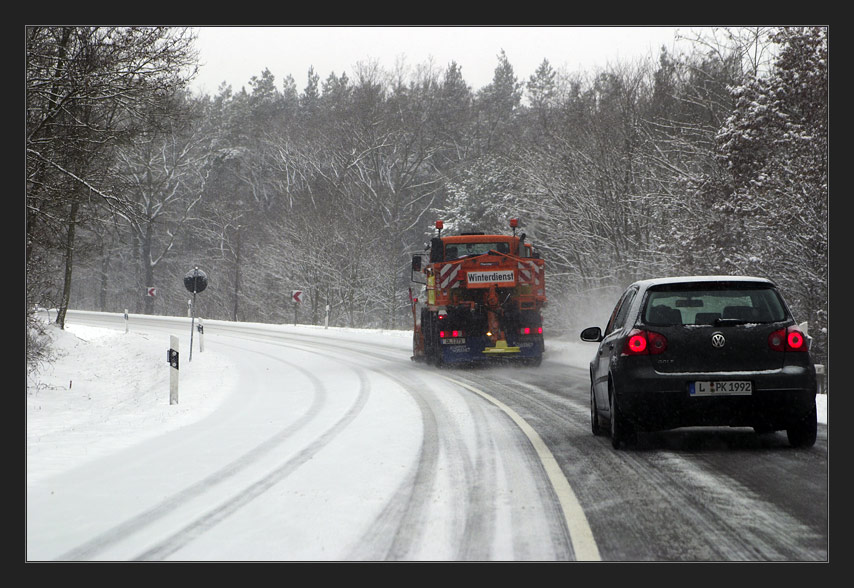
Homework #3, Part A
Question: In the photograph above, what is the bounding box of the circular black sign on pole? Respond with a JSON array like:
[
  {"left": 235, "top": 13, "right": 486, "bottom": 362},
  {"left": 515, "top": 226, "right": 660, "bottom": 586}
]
[
  {"left": 184, "top": 268, "right": 208, "bottom": 294},
  {"left": 184, "top": 267, "right": 208, "bottom": 362}
]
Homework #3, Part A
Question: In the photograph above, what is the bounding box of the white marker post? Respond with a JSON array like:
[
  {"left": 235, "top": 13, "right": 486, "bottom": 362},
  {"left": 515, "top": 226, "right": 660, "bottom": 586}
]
[
  {"left": 168, "top": 335, "right": 179, "bottom": 405},
  {"left": 197, "top": 318, "right": 205, "bottom": 353},
  {"left": 124, "top": 309, "right": 129, "bottom": 333}
]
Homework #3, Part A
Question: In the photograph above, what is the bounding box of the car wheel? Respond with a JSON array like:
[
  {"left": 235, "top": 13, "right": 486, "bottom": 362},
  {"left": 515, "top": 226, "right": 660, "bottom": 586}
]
[
  {"left": 591, "top": 383, "right": 603, "bottom": 436},
  {"left": 786, "top": 402, "right": 817, "bottom": 448},
  {"left": 609, "top": 383, "right": 637, "bottom": 449}
]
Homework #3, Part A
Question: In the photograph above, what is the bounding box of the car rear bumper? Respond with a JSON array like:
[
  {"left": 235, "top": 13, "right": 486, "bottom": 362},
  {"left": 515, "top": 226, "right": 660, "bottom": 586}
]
[{"left": 613, "top": 363, "right": 817, "bottom": 431}]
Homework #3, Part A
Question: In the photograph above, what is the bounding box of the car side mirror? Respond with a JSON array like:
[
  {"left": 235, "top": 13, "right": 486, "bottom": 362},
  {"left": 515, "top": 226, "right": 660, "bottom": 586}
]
[
  {"left": 411, "top": 255, "right": 421, "bottom": 272},
  {"left": 580, "top": 326, "right": 603, "bottom": 342}
]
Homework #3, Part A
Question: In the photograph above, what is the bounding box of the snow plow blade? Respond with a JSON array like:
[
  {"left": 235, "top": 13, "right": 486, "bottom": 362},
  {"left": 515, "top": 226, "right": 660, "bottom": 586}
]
[{"left": 482, "top": 340, "right": 521, "bottom": 355}]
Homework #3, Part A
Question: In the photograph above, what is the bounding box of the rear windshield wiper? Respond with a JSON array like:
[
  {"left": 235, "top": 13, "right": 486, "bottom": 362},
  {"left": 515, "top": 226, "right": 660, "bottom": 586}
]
[{"left": 714, "top": 317, "right": 768, "bottom": 326}]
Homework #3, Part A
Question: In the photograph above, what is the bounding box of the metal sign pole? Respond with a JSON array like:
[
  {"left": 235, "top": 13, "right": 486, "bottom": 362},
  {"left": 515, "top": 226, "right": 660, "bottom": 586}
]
[
  {"left": 189, "top": 288, "right": 196, "bottom": 362},
  {"left": 183, "top": 266, "right": 208, "bottom": 363}
]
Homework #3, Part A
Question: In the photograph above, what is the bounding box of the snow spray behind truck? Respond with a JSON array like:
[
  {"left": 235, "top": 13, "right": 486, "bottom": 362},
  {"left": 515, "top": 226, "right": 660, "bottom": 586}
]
[{"left": 409, "top": 219, "right": 546, "bottom": 366}]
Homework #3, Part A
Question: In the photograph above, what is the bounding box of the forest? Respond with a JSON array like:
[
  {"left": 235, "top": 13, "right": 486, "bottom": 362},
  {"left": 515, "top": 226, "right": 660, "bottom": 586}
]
[{"left": 26, "top": 27, "right": 828, "bottom": 368}]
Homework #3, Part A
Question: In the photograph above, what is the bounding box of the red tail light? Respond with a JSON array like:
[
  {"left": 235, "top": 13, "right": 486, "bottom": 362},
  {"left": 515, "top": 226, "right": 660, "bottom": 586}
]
[
  {"left": 520, "top": 326, "right": 544, "bottom": 335},
  {"left": 440, "top": 329, "right": 464, "bottom": 338},
  {"left": 769, "top": 326, "right": 808, "bottom": 352},
  {"left": 788, "top": 330, "right": 804, "bottom": 349},
  {"left": 622, "top": 329, "right": 667, "bottom": 355},
  {"left": 627, "top": 332, "right": 647, "bottom": 353}
]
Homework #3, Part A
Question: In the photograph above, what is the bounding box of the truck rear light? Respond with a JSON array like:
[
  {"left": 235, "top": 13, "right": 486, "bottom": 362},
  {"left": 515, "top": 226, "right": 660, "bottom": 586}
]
[
  {"left": 769, "top": 326, "right": 808, "bottom": 352},
  {"left": 622, "top": 329, "right": 667, "bottom": 355},
  {"left": 440, "top": 330, "right": 464, "bottom": 338},
  {"left": 519, "top": 326, "right": 544, "bottom": 335}
]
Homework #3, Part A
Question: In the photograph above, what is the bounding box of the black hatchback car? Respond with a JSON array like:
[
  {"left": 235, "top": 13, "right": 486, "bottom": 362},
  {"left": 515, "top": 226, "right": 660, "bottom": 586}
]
[{"left": 580, "top": 276, "right": 817, "bottom": 449}]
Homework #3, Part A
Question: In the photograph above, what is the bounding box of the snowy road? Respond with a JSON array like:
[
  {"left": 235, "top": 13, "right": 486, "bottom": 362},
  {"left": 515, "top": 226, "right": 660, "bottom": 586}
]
[
  {"left": 27, "top": 313, "right": 594, "bottom": 561},
  {"left": 27, "top": 312, "right": 828, "bottom": 561}
]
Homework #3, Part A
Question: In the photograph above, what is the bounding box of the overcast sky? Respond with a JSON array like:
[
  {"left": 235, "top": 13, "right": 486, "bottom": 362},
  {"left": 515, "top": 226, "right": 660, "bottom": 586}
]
[{"left": 190, "top": 26, "right": 688, "bottom": 96}]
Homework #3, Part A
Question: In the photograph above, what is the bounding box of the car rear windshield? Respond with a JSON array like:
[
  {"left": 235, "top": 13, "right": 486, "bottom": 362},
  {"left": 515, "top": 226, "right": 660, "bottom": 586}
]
[{"left": 642, "top": 283, "right": 788, "bottom": 326}]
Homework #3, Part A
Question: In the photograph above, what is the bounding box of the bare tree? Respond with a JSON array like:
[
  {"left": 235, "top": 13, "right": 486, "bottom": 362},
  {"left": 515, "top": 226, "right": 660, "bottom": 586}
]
[
  {"left": 114, "top": 108, "right": 211, "bottom": 314},
  {"left": 26, "top": 26, "right": 198, "bottom": 330}
]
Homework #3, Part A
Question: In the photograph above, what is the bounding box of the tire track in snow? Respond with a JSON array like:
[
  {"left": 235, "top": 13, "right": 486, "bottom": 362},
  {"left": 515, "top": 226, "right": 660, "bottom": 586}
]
[
  {"left": 441, "top": 371, "right": 600, "bottom": 561},
  {"left": 133, "top": 365, "right": 372, "bottom": 560},
  {"left": 223, "top": 334, "right": 483, "bottom": 559},
  {"left": 453, "top": 389, "right": 501, "bottom": 560},
  {"left": 291, "top": 338, "right": 590, "bottom": 560},
  {"left": 346, "top": 364, "right": 571, "bottom": 560},
  {"left": 379, "top": 371, "right": 502, "bottom": 560},
  {"left": 345, "top": 370, "right": 441, "bottom": 560},
  {"left": 342, "top": 367, "right": 503, "bottom": 560},
  {"left": 182, "top": 330, "right": 450, "bottom": 561},
  {"left": 58, "top": 343, "right": 339, "bottom": 560}
]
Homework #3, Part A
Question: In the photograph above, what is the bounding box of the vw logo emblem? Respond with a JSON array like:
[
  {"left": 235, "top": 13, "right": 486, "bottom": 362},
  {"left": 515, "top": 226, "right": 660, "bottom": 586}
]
[{"left": 711, "top": 332, "right": 726, "bottom": 348}]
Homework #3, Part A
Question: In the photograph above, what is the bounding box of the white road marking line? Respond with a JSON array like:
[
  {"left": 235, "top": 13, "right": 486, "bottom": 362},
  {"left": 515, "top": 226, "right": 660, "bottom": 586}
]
[{"left": 440, "top": 375, "right": 601, "bottom": 561}]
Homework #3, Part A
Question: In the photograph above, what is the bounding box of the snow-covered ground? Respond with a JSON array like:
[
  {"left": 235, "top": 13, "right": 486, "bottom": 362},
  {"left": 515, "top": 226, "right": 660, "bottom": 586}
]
[
  {"left": 26, "top": 320, "right": 828, "bottom": 485},
  {"left": 27, "top": 322, "right": 235, "bottom": 485},
  {"left": 26, "top": 317, "right": 828, "bottom": 561},
  {"left": 28, "top": 317, "right": 605, "bottom": 561}
]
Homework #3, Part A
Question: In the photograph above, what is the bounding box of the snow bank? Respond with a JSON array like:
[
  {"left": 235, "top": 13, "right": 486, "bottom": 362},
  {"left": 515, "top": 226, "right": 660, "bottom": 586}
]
[{"left": 26, "top": 323, "right": 238, "bottom": 484}]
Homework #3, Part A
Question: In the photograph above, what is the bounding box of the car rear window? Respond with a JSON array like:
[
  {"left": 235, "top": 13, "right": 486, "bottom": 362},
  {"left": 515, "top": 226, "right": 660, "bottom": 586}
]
[{"left": 643, "top": 283, "right": 788, "bottom": 325}]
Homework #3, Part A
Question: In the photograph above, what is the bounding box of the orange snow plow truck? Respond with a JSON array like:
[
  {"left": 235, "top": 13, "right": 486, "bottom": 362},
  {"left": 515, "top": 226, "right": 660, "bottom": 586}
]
[{"left": 409, "top": 219, "right": 546, "bottom": 366}]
